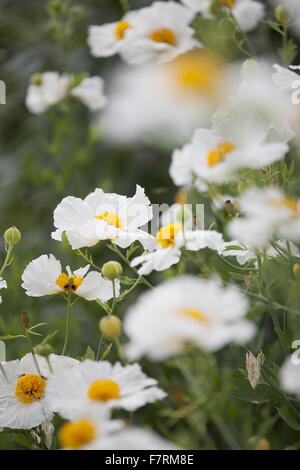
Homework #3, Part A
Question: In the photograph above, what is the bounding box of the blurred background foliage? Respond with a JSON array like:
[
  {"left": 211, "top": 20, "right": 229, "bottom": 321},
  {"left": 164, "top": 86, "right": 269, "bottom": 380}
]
[{"left": 1, "top": 0, "right": 300, "bottom": 450}]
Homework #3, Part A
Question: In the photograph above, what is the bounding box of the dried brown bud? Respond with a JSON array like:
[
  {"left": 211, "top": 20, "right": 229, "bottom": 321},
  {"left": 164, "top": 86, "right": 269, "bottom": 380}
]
[
  {"left": 246, "top": 352, "right": 262, "bottom": 390},
  {"left": 21, "top": 312, "right": 30, "bottom": 329}
]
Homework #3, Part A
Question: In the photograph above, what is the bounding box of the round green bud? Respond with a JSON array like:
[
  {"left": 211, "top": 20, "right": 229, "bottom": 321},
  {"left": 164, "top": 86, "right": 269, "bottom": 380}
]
[
  {"left": 175, "top": 206, "right": 191, "bottom": 224},
  {"left": 293, "top": 263, "right": 300, "bottom": 280},
  {"left": 237, "top": 182, "right": 247, "bottom": 194},
  {"left": 99, "top": 315, "right": 122, "bottom": 339},
  {"left": 241, "top": 59, "right": 259, "bottom": 79},
  {"left": 30, "top": 73, "right": 43, "bottom": 86},
  {"left": 4, "top": 226, "right": 21, "bottom": 246},
  {"left": 101, "top": 261, "right": 123, "bottom": 281},
  {"left": 34, "top": 343, "right": 54, "bottom": 357},
  {"left": 275, "top": 6, "right": 292, "bottom": 25}
]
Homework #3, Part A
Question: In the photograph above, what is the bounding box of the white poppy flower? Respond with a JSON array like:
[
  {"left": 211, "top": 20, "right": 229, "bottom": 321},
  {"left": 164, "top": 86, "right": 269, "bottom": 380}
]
[
  {"left": 45, "top": 360, "right": 166, "bottom": 419},
  {"left": 87, "top": 10, "right": 139, "bottom": 58},
  {"left": 118, "top": 2, "right": 198, "bottom": 65},
  {"left": 0, "top": 353, "right": 79, "bottom": 430},
  {"left": 181, "top": 0, "right": 265, "bottom": 33},
  {"left": 131, "top": 223, "right": 224, "bottom": 275},
  {"left": 124, "top": 275, "right": 255, "bottom": 361},
  {"left": 21, "top": 254, "right": 118, "bottom": 302},
  {"left": 0, "top": 277, "right": 7, "bottom": 305},
  {"left": 227, "top": 187, "right": 300, "bottom": 249},
  {"left": 51, "top": 185, "right": 155, "bottom": 251},
  {"left": 170, "top": 114, "right": 289, "bottom": 188},
  {"left": 26, "top": 72, "right": 106, "bottom": 114}
]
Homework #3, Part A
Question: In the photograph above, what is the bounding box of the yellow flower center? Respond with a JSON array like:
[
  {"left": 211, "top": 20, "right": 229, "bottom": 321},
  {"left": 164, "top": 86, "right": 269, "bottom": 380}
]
[
  {"left": 59, "top": 420, "right": 96, "bottom": 450},
  {"left": 88, "top": 379, "right": 120, "bottom": 402},
  {"left": 168, "top": 50, "right": 224, "bottom": 95},
  {"left": 156, "top": 223, "right": 182, "bottom": 249},
  {"left": 94, "top": 211, "right": 122, "bottom": 229},
  {"left": 114, "top": 20, "right": 131, "bottom": 40},
  {"left": 207, "top": 142, "right": 235, "bottom": 167},
  {"left": 182, "top": 309, "right": 208, "bottom": 323},
  {"left": 151, "top": 28, "right": 176, "bottom": 45},
  {"left": 271, "top": 196, "right": 299, "bottom": 218},
  {"left": 15, "top": 374, "right": 46, "bottom": 404},
  {"left": 56, "top": 273, "right": 83, "bottom": 293}
]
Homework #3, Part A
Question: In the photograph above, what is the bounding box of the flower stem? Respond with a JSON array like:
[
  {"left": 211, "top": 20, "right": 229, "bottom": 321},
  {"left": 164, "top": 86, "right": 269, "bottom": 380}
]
[
  {"left": 25, "top": 329, "right": 42, "bottom": 377},
  {"left": 62, "top": 292, "right": 72, "bottom": 356},
  {"left": 119, "top": 0, "right": 130, "bottom": 13},
  {"left": 0, "top": 243, "right": 13, "bottom": 277}
]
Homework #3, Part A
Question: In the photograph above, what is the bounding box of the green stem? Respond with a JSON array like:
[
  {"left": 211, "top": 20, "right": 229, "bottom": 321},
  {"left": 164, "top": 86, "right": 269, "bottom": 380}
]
[
  {"left": 96, "top": 334, "right": 104, "bottom": 361},
  {"left": 111, "top": 279, "right": 117, "bottom": 315},
  {"left": 0, "top": 243, "right": 13, "bottom": 277},
  {"left": 62, "top": 292, "right": 72, "bottom": 355},
  {"left": 109, "top": 244, "right": 153, "bottom": 289},
  {"left": 115, "top": 338, "right": 126, "bottom": 365},
  {"left": 25, "top": 330, "right": 42, "bottom": 377}
]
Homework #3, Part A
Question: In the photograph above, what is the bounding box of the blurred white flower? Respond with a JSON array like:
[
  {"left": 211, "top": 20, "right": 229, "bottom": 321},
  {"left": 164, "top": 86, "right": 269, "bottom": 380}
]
[
  {"left": 103, "top": 50, "right": 239, "bottom": 145},
  {"left": 124, "top": 275, "right": 255, "bottom": 361},
  {"left": 227, "top": 187, "right": 300, "bottom": 248},
  {"left": 0, "top": 277, "right": 7, "bottom": 304},
  {"left": 52, "top": 185, "right": 155, "bottom": 251},
  {"left": 280, "top": 355, "right": 300, "bottom": 396},
  {"left": 46, "top": 360, "right": 166, "bottom": 419},
  {"left": 21, "top": 254, "right": 118, "bottom": 302},
  {"left": 26, "top": 72, "right": 106, "bottom": 114},
  {"left": 181, "top": 0, "right": 265, "bottom": 32},
  {"left": 0, "top": 353, "right": 79, "bottom": 429},
  {"left": 222, "top": 239, "right": 300, "bottom": 265}
]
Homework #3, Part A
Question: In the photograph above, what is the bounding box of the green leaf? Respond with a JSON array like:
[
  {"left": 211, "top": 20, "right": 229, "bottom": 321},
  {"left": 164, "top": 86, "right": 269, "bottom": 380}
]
[
  {"left": 80, "top": 346, "right": 95, "bottom": 361},
  {"left": 277, "top": 407, "right": 300, "bottom": 430},
  {"left": 101, "top": 343, "right": 113, "bottom": 360}
]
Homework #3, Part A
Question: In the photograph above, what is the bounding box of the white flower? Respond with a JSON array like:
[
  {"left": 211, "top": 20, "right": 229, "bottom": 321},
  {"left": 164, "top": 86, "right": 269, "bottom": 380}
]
[
  {"left": 170, "top": 116, "right": 289, "bottom": 188},
  {"left": 52, "top": 185, "right": 155, "bottom": 251},
  {"left": 272, "top": 63, "right": 300, "bottom": 94},
  {"left": 227, "top": 187, "right": 300, "bottom": 249},
  {"left": 87, "top": 10, "right": 139, "bottom": 58},
  {"left": 124, "top": 275, "right": 255, "bottom": 361},
  {"left": 280, "top": 356, "right": 300, "bottom": 396},
  {"left": 222, "top": 239, "right": 300, "bottom": 265},
  {"left": 131, "top": 224, "right": 224, "bottom": 275},
  {"left": 45, "top": 360, "right": 166, "bottom": 419},
  {"left": 70, "top": 77, "right": 106, "bottom": 111},
  {"left": 26, "top": 72, "right": 106, "bottom": 114},
  {"left": 119, "top": 2, "right": 198, "bottom": 65},
  {"left": 103, "top": 50, "right": 239, "bottom": 145},
  {"left": 58, "top": 407, "right": 123, "bottom": 450},
  {"left": 0, "top": 277, "right": 7, "bottom": 305},
  {"left": 181, "top": 0, "right": 265, "bottom": 32},
  {"left": 0, "top": 353, "right": 79, "bottom": 429},
  {"left": 21, "top": 254, "right": 118, "bottom": 302}
]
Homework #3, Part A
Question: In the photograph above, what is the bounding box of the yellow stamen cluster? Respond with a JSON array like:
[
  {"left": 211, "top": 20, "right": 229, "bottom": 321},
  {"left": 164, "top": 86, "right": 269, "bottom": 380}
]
[
  {"left": 88, "top": 379, "right": 120, "bottom": 402},
  {"left": 59, "top": 420, "right": 96, "bottom": 450},
  {"left": 182, "top": 309, "right": 208, "bottom": 323},
  {"left": 207, "top": 142, "right": 235, "bottom": 168},
  {"left": 156, "top": 223, "right": 182, "bottom": 249},
  {"left": 56, "top": 273, "right": 83, "bottom": 293},
  {"left": 95, "top": 211, "right": 122, "bottom": 229},
  {"left": 151, "top": 28, "right": 176, "bottom": 45},
  {"left": 114, "top": 20, "right": 131, "bottom": 40},
  {"left": 15, "top": 374, "right": 46, "bottom": 404}
]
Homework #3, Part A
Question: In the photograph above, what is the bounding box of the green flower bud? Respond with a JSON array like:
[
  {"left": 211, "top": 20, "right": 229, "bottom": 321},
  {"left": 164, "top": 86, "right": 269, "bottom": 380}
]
[
  {"left": 4, "top": 226, "right": 21, "bottom": 246},
  {"left": 237, "top": 182, "right": 247, "bottom": 194},
  {"left": 241, "top": 59, "right": 259, "bottom": 79},
  {"left": 293, "top": 263, "right": 300, "bottom": 280},
  {"left": 101, "top": 261, "right": 123, "bottom": 281},
  {"left": 99, "top": 315, "right": 122, "bottom": 339},
  {"left": 275, "top": 5, "right": 292, "bottom": 25},
  {"left": 34, "top": 343, "right": 54, "bottom": 357},
  {"left": 30, "top": 73, "right": 43, "bottom": 86}
]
